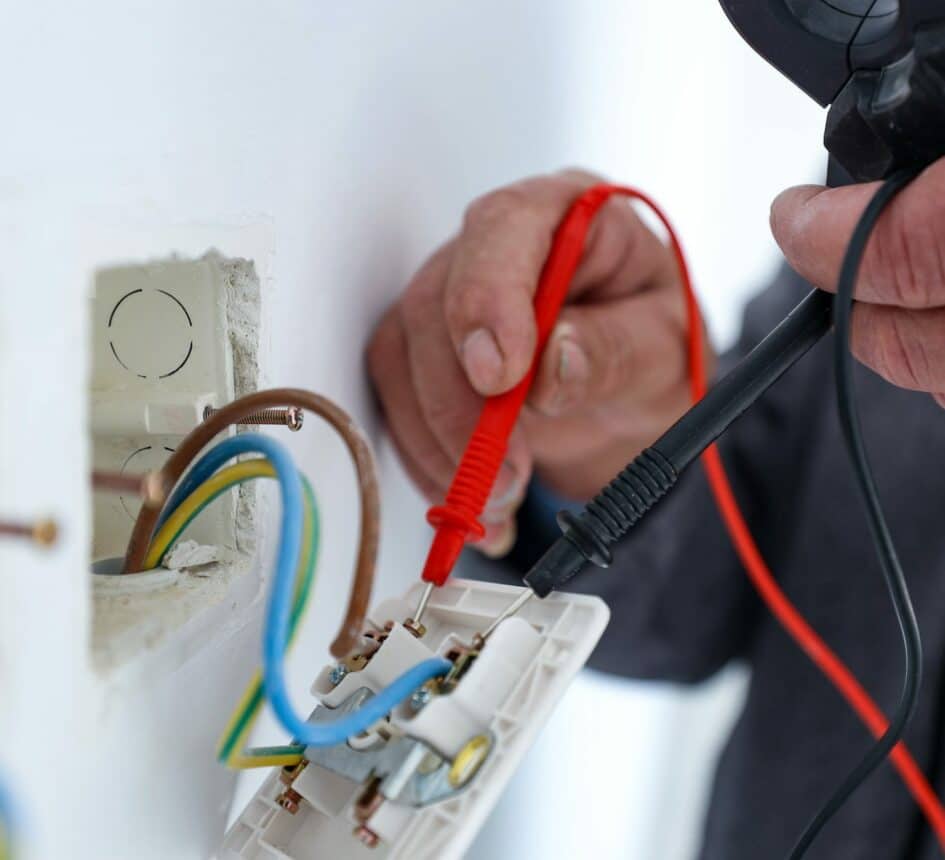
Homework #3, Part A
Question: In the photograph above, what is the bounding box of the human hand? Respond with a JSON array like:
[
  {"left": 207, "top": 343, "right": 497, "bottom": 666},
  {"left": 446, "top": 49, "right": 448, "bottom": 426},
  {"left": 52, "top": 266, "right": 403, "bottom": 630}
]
[
  {"left": 771, "top": 158, "right": 945, "bottom": 409},
  {"left": 368, "top": 170, "right": 709, "bottom": 555}
]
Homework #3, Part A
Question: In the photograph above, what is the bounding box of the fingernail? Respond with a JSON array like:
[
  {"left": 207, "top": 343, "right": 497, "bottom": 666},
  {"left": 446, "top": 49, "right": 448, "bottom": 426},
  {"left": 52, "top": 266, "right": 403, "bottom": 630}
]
[
  {"left": 550, "top": 335, "right": 590, "bottom": 413},
  {"left": 486, "top": 461, "right": 524, "bottom": 513},
  {"left": 463, "top": 328, "right": 504, "bottom": 392},
  {"left": 477, "top": 519, "right": 517, "bottom": 559}
]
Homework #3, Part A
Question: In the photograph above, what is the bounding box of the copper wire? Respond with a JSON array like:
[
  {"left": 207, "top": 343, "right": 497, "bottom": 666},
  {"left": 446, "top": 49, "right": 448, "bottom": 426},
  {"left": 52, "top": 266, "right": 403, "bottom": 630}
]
[
  {"left": 92, "top": 470, "right": 168, "bottom": 508},
  {"left": 0, "top": 518, "right": 58, "bottom": 547},
  {"left": 122, "top": 388, "right": 380, "bottom": 658}
]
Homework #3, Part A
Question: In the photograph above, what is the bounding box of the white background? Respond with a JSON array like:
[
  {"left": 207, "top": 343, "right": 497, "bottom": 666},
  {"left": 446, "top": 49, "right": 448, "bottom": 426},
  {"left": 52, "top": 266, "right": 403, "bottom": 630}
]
[{"left": 0, "top": 3, "right": 822, "bottom": 858}]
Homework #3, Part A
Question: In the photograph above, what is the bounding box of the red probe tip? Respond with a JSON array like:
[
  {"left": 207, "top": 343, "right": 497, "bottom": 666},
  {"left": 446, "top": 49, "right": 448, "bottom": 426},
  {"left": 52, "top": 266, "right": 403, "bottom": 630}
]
[
  {"left": 421, "top": 528, "right": 467, "bottom": 586},
  {"left": 423, "top": 505, "right": 486, "bottom": 586}
]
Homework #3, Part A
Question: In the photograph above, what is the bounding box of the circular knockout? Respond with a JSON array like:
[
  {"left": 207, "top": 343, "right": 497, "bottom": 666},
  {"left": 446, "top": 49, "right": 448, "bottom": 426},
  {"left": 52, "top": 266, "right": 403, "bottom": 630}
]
[{"left": 108, "top": 288, "right": 193, "bottom": 379}]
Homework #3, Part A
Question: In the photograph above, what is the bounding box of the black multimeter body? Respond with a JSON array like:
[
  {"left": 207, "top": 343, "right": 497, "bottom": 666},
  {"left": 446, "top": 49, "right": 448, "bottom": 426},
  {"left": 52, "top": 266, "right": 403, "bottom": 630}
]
[{"left": 720, "top": 0, "right": 945, "bottom": 182}]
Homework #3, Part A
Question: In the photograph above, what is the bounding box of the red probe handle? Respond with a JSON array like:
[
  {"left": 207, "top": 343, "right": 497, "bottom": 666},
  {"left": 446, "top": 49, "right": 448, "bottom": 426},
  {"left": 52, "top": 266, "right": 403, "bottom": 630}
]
[{"left": 421, "top": 184, "right": 616, "bottom": 586}]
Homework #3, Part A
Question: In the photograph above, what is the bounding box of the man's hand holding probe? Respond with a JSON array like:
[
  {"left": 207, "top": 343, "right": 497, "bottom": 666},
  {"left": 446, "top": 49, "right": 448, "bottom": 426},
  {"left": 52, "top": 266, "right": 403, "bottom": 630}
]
[{"left": 367, "top": 170, "right": 712, "bottom": 557}]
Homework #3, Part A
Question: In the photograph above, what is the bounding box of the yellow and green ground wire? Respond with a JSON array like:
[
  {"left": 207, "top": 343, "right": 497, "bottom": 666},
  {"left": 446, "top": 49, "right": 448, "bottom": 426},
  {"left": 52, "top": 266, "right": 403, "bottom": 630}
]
[
  {"left": 144, "top": 458, "right": 318, "bottom": 769},
  {"left": 0, "top": 780, "right": 16, "bottom": 860}
]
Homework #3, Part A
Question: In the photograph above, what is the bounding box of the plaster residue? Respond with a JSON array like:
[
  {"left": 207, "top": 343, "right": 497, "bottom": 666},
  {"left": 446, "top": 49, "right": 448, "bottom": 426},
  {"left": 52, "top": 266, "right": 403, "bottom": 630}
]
[
  {"left": 211, "top": 250, "right": 262, "bottom": 556},
  {"left": 213, "top": 250, "right": 261, "bottom": 402},
  {"left": 163, "top": 539, "right": 221, "bottom": 570},
  {"left": 90, "top": 556, "right": 247, "bottom": 673}
]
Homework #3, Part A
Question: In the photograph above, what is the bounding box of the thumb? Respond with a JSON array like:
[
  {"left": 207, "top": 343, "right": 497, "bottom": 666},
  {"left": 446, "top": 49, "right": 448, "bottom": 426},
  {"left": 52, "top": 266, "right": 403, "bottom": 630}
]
[
  {"left": 769, "top": 158, "right": 945, "bottom": 309},
  {"left": 528, "top": 289, "right": 687, "bottom": 416},
  {"left": 443, "top": 176, "right": 600, "bottom": 395}
]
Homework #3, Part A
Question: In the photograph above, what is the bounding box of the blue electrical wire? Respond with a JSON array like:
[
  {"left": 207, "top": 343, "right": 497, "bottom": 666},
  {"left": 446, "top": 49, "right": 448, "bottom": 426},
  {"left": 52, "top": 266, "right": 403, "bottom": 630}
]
[
  {"left": 155, "top": 433, "right": 276, "bottom": 532},
  {"left": 0, "top": 776, "right": 19, "bottom": 860},
  {"left": 252, "top": 443, "right": 452, "bottom": 744},
  {"left": 275, "top": 657, "right": 453, "bottom": 748},
  {"left": 160, "top": 432, "right": 452, "bottom": 748}
]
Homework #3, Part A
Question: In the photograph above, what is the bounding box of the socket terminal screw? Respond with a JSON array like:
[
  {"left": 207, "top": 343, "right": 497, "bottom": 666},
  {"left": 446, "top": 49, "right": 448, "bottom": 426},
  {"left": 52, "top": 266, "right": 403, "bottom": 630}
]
[
  {"left": 409, "top": 687, "right": 432, "bottom": 711},
  {"left": 403, "top": 618, "right": 427, "bottom": 639},
  {"left": 353, "top": 825, "right": 380, "bottom": 848},
  {"left": 203, "top": 405, "right": 304, "bottom": 431},
  {"left": 329, "top": 664, "right": 348, "bottom": 686},
  {"left": 277, "top": 788, "right": 302, "bottom": 814}
]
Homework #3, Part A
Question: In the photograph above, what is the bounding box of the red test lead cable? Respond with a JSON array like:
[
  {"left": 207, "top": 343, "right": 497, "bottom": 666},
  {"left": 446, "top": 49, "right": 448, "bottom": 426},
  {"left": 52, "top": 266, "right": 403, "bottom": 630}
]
[
  {"left": 420, "top": 182, "right": 945, "bottom": 849},
  {"left": 664, "top": 195, "right": 945, "bottom": 852}
]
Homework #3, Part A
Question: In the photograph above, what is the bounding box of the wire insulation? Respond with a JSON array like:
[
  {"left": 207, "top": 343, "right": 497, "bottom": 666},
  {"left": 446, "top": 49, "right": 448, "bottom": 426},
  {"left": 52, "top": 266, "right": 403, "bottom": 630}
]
[
  {"left": 151, "top": 438, "right": 453, "bottom": 757},
  {"left": 154, "top": 440, "right": 452, "bottom": 756},
  {"left": 262, "top": 655, "right": 452, "bottom": 748},
  {"left": 651, "top": 191, "right": 945, "bottom": 850},
  {"left": 225, "top": 745, "right": 307, "bottom": 769},
  {"left": 789, "top": 170, "right": 925, "bottom": 857},
  {"left": 146, "top": 458, "right": 276, "bottom": 569},
  {"left": 149, "top": 464, "right": 318, "bottom": 769},
  {"left": 139, "top": 435, "right": 316, "bottom": 770},
  {"left": 155, "top": 435, "right": 286, "bottom": 533},
  {"left": 0, "top": 778, "right": 14, "bottom": 860}
]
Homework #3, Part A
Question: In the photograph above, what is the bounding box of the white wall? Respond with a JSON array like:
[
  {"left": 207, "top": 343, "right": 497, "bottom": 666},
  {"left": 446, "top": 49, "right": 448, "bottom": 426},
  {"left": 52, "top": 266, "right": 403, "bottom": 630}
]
[{"left": 0, "top": 3, "right": 823, "bottom": 859}]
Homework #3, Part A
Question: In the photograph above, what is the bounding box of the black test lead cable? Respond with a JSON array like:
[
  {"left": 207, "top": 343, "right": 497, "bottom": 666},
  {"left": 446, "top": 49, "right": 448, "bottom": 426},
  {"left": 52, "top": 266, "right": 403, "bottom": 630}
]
[{"left": 789, "top": 168, "right": 923, "bottom": 859}]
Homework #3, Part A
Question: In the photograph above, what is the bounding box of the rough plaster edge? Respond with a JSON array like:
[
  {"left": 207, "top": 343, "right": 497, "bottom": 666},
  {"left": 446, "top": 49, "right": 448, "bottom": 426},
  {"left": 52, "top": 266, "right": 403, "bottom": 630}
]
[
  {"left": 90, "top": 554, "right": 249, "bottom": 674},
  {"left": 208, "top": 250, "right": 261, "bottom": 557}
]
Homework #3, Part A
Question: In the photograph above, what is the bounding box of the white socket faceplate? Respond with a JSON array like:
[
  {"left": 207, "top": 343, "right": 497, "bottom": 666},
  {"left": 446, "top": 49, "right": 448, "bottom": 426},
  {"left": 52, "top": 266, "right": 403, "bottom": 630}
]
[{"left": 222, "top": 579, "right": 610, "bottom": 860}]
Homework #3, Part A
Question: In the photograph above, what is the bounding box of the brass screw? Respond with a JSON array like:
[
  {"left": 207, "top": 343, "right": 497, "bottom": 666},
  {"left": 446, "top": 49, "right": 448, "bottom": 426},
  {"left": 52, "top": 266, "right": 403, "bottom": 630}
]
[
  {"left": 353, "top": 825, "right": 380, "bottom": 848},
  {"left": 403, "top": 618, "right": 427, "bottom": 639},
  {"left": 92, "top": 469, "right": 168, "bottom": 509},
  {"left": 203, "top": 405, "right": 304, "bottom": 432},
  {"left": 277, "top": 788, "right": 302, "bottom": 814},
  {"left": 276, "top": 759, "right": 308, "bottom": 812},
  {"left": 279, "top": 758, "right": 308, "bottom": 786}
]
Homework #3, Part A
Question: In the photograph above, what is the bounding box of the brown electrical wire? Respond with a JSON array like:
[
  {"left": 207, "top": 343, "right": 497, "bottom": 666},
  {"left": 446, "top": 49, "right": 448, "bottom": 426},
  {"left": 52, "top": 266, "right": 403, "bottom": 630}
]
[
  {"left": 122, "top": 388, "right": 380, "bottom": 658},
  {"left": 0, "top": 517, "right": 58, "bottom": 547},
  {"left": 92, "top": 470, "right": 168, "bottom": 508}
]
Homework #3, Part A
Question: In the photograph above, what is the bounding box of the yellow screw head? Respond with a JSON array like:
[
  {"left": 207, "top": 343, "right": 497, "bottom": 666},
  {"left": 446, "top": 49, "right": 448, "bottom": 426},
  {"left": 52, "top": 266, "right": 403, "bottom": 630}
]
[{"left": 447, "top": 734, "right": 492, "bottom": 789}]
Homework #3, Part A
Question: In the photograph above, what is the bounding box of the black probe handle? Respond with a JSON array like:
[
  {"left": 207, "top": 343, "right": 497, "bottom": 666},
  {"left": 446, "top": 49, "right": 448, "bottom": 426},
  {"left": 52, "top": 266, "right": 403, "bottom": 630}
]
[{"left": 524, "top": 287, "right": 833, "bottom": 598}]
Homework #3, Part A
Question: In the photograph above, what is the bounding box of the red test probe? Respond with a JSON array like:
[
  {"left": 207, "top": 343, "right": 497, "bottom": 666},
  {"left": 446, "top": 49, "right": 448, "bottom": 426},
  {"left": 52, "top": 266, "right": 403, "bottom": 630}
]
[{"left": 419, "top": 184, "right": 618, "bottom": 590}]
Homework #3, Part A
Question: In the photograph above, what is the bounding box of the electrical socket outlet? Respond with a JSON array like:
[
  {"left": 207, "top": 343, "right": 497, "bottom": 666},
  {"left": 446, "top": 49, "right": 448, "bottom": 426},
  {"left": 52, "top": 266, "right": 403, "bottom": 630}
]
[{"left": 222, "top": 579, "right": 610, "bottom": 860}]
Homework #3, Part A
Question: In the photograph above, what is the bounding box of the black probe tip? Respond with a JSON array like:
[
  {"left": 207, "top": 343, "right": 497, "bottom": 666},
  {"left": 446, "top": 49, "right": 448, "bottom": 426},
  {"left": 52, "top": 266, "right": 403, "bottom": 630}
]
[{"left": 523, "top": 532, "right": 593, "bottom": 598}]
